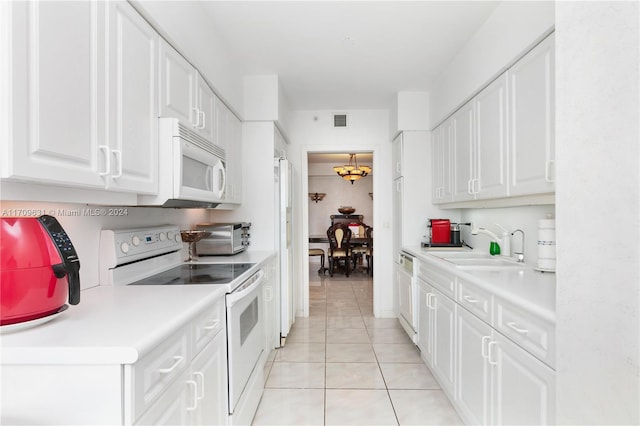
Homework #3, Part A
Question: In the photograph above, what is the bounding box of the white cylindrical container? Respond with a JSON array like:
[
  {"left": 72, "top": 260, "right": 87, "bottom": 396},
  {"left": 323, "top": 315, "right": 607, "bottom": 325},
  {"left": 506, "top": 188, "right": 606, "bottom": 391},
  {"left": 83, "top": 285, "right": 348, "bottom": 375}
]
[{"left": 537, "top": 214, "right": 556, "bottom": 271}]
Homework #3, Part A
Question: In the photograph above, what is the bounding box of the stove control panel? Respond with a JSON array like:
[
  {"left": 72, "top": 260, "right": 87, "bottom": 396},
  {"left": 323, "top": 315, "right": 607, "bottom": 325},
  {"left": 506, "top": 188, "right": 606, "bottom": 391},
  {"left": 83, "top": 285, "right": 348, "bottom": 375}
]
[{"left": 100, "top": 225, "right": 182, "bottom": 268}]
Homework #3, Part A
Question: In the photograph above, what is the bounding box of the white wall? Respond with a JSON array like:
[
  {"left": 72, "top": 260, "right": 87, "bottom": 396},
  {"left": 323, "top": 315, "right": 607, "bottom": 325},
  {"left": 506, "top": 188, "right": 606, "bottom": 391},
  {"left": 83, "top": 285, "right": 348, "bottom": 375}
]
[
  {"left": 429, "top": 1, "right": 554, "bottom": 127},
  {"left": 287, "top": 109, "right": 394, "bottom": 317},
  {"left": 555, "top": 2, "right": 639, "bottom": 424},
  {"left": 0, "top": 200, "right": 209, "bottom": 289},
  {"left": 308, "top": 172, "right": 374, "bottom": 236},
  {"left": 459, "top": 205, "right": 554, "bottom": 261}
]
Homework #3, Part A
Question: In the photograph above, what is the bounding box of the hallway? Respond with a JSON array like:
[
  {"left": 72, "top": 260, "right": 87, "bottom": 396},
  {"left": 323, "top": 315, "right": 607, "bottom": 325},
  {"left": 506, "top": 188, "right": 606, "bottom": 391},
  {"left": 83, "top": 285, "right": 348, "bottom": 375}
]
[{"left": 252, "top": 265, "right": 463, "bottom": 425}]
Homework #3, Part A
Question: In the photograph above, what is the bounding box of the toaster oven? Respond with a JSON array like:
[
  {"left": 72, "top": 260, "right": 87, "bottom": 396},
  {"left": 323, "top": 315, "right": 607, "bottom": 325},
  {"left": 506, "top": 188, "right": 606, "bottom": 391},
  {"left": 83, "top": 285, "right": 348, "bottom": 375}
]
[{"left": 195, "top": 223, "right": 251, "bottom": 255}]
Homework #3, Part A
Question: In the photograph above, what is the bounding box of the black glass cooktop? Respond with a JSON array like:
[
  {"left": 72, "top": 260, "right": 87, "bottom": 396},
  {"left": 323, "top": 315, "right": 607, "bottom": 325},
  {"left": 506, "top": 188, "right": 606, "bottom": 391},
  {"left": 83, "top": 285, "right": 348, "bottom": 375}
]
[{"left": 130, "top": 263, "right": 255, "bottom": 285}]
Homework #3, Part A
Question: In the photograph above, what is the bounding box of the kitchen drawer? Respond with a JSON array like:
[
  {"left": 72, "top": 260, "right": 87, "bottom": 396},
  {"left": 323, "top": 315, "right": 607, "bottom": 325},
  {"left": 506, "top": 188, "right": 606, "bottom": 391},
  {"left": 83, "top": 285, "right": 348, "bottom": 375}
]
[
  {"left": 131, "top": 324, "right": 191, "bottom": 420},
  {"left": 192, "top": 297, "right": 225, "bottom": 355},
  {"left": 457, "top": 278, "right": 493, "bottom": 324},
  {"left": 494, "top": 298, "right": 555, "bottom": 369},
  {"left": 417, "top": 261, "right": 456, "bottom": 299}
]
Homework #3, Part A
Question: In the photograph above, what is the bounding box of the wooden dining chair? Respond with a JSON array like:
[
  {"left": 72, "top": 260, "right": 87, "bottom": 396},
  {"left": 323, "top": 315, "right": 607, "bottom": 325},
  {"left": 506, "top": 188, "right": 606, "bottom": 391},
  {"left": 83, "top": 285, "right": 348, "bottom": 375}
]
[
  {"left": 352, "top": 225, "right": 373, "bottom": 275},
  {"left": 326, "top": 223, "right": 352, "bottom": 277}
]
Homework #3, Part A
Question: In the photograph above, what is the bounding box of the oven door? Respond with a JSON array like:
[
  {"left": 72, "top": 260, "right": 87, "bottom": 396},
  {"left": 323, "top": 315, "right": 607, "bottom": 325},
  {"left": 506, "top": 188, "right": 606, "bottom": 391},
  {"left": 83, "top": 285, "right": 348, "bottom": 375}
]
[
  {"left": 174, "top": 138, "right": 226, "bottom": 202},
  {"left": 226, "top": 270, "right": 265, "bottom": 414}
]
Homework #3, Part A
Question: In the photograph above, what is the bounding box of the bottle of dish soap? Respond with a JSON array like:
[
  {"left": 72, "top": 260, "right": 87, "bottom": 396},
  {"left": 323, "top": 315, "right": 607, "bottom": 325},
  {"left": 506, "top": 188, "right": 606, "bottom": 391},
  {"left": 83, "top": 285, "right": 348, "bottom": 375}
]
[{"left": 489, "top": 241, "right": 501, "bottom": 256}]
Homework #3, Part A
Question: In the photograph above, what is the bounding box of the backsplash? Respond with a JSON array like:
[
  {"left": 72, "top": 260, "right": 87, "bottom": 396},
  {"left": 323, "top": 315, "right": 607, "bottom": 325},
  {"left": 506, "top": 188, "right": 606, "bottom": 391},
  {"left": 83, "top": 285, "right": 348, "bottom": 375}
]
[
  {"left": 0, "top": 201, "right": 209, "bottom": 290},
  {"left": 460, "top": 205, "right": 555, "bottom": 264}
]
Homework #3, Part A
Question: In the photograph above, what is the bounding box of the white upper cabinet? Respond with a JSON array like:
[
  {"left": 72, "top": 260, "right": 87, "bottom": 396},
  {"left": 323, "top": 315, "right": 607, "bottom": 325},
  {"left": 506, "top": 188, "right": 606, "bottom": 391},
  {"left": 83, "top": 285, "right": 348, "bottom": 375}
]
[
  {"left": 1, "top": 1, "right": 158, "bottom": 196},
  {"left": 431, "top": 119, "right": 453, "bottom": 203},
  {"left": 1, "top": 1, "right": 107, "bottom": 189},
  {"left": 452, "top": 101, "right": 475, "bottom": 201},
  {"left": 392, "top": 134, "right": 403, "bottom": 179},
  {"left": 475, "top": 74, "right": 509, "bottom": 200},
  {"left": 159, "top": 39, "right": 219, "bottom": 147},
  {"left": 197, "top": 75, "right": 217, "bottom": 144},
  {"left": 106, "top": 1, "right": 158, "bottom": 194},
  {"left": 432, "top": 32, "right": 555, "bottom": 206},
  {"left": 508, "top": 33, "right": 555, "bottom": 196},
  {"left": 220, "top": 108, "right": 242, "bottom": 206},
  {"left": 158, "top": 40, "right": 197, "bottom": 126}
]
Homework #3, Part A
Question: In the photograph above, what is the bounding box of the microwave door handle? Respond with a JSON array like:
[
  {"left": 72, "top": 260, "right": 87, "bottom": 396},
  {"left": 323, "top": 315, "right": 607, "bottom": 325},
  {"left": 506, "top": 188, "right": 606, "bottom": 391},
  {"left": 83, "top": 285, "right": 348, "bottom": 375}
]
[
  {"left": 205, "top": 165, "right": 213, "bottom": 191},
  {"left": 218, "top": 162, "right": 226, "bottom": 197}
]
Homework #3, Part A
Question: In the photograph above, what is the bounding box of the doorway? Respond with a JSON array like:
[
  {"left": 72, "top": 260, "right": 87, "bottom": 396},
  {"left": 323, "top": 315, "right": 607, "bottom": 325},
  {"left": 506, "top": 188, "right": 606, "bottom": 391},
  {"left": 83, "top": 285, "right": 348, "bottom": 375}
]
[{"left": 300, "top": 148, "right": 378, "bottom": 318}]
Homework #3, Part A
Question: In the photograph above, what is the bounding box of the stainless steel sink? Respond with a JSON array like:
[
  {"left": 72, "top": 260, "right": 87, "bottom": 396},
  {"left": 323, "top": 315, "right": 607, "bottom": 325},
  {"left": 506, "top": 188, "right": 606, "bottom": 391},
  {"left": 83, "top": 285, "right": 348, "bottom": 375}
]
[{"left": 441, "top": 256, "right": 527, "bottom": 270}]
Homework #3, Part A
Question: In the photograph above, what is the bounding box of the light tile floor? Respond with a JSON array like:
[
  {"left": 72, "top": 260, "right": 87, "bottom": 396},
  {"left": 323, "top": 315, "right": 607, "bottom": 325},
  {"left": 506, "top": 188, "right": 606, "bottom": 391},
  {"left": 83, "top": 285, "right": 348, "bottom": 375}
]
[{"left": 252, "top": 264, "right": 464, "bottom": 426}]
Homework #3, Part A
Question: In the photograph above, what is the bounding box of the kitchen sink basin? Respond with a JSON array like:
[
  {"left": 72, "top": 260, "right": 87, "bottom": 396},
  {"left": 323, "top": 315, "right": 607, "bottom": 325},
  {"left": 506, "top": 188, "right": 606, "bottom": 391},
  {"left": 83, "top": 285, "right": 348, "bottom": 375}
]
[{"left": 443, "top": 257, "right": 526, "bottom": 270}]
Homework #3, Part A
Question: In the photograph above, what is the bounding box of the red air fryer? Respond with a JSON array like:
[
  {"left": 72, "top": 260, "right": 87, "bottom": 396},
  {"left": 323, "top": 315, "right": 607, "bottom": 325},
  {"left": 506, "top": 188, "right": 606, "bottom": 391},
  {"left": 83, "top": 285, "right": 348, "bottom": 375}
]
[{"left": 1, "top": 215, "right": 80, "bottom": 327}]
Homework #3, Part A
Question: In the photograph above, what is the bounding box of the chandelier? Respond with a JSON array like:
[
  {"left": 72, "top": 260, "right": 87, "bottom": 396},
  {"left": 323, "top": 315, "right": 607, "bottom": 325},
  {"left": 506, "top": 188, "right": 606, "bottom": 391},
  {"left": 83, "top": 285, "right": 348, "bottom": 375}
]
[{"left": 333, "top": 153, "right": 371, "bottom": 184}]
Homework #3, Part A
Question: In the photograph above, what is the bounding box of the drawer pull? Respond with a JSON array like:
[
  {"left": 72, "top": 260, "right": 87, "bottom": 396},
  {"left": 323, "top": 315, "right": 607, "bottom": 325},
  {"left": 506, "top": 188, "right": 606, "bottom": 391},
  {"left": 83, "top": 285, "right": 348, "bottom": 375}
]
[
  {"left": 463, "top": 295, "right": 478, "bottom": 304},
  {"left": 186, "top": 380, "right": 198, "bottom": 411},
  {"left": 506, "top": 322, "right": 529, "bottom": 334},
  {"left": 203, "top": 320, "right": 219, "bottom": 330},
  {"left": 157, "top": 356, "right": 184, "bottom": 374}
]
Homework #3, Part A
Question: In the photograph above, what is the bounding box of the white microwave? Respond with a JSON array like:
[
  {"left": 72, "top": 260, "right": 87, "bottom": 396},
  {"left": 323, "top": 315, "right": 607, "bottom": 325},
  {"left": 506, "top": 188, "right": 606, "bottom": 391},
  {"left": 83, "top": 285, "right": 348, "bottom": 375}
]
[{"left": 139, "top": 118, "right": 226, "bottom": 208}]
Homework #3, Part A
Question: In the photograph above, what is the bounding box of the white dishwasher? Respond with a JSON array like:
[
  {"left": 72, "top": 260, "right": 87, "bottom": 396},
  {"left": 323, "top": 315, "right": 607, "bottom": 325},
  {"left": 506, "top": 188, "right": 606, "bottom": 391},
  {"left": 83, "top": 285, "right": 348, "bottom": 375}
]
[{"left": 397, "top": 251, "right": 417, "bottom": 342}]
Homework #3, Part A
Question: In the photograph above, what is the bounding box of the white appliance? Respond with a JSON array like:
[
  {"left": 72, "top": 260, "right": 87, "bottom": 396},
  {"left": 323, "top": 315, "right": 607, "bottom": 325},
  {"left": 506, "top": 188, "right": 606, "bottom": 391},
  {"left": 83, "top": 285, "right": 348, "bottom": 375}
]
[
  {"left": 275, "top": 157, "right": 294, "bottom": 344},
  {"left": 397, "top": 251, "right": 418, "bottom": 342},
  {"left": 99, "top": 225, "right": 265, "bottom": 426},
  {"left": 138, "top": 117, "right": 226, "bottom": 208}
]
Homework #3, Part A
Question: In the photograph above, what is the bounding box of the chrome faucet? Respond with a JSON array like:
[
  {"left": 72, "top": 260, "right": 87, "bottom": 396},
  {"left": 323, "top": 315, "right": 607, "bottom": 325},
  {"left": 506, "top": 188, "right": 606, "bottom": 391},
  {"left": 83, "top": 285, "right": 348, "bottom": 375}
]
[{"left": 511, "top": 229, "right": 525, "bottom": 262}]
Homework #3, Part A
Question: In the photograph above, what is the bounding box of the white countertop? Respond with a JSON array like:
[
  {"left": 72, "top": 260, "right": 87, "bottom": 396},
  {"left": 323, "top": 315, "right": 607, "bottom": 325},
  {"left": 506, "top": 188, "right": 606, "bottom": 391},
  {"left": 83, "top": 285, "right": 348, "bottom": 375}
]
[
  {"left": 403, "top": 246, "right": 556, "bottom": 323},
  {"left": 1, "top": 250, "right": 276, "bottom": 365}
]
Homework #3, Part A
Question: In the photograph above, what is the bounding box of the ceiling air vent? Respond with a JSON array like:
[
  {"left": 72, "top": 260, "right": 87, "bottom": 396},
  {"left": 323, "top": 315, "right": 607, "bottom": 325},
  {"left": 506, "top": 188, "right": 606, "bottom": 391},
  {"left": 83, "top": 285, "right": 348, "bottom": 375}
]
[{"left": 333, "top": 113, "right": 348, "bottom": 128}]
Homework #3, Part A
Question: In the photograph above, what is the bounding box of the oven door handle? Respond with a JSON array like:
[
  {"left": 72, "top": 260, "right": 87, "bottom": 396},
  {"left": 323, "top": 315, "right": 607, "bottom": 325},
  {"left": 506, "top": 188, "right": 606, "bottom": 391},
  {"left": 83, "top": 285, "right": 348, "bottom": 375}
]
[{"left": 226, "top": 270, "right": 265, "bottom": 308}]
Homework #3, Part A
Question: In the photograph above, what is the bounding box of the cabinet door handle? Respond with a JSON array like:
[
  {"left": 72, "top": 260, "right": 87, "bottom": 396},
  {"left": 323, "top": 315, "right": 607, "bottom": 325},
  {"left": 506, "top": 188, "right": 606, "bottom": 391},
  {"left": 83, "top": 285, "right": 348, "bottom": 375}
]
[
  {"left": 427, "top": 293, "right": 436, "bottom": 310},
  {"left": 474, "top": 178, "right": 480, "bottom": 194},
  {"left": 506, "top": 322, "right": 529, "bottom": 334},
  {"left": 199, "top": 110, "right": 206, "bottom": 130},
  {"left": 203, "top": 320, "right": 219, "bottom": 330},
  {"left": 487, "top": 341, "right": 498, "bottom": 366},
  {"left": 467, "top": 179, "right": 473, "bottom": 195},
  {"left": 462, "top": 295, "right": 478, "bottom": 304},
  {"left": 111, "top": 149, "right": 123, "bottom": 179},
  {"left": 192, "top": 107, "right": 200, "bottom": 127},
  {"left": 98, "top": 145, "right": 111, "bottom": 176},
  {"left": 545, "top": 160, "right": 555, "bottom": 183},
  {"left": 481, "top": 335, "right": 491, "bottom": 359},
  {"left": 193, "top": 371, "right": 205, "bottom": 400},
  {"left": 157, "top": 355, "right": 184, "bottom": 374},
  {"left": 186, "top": 380, "right": 198, "bottom": 411}
]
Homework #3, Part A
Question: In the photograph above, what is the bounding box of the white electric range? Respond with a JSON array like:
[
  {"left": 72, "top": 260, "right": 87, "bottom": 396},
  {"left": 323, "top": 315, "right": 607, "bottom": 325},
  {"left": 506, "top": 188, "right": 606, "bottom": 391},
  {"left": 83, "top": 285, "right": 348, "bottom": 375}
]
[{"left": 99, "top": 225, "right": 265, "bottom": 425}]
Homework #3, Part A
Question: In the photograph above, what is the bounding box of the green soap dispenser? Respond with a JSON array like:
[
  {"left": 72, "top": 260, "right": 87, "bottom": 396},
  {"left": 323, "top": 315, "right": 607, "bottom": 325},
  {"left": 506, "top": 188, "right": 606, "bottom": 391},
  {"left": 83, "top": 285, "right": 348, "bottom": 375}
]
[{"left": 489, "top": 241, "right": 501, "bottom": 256}]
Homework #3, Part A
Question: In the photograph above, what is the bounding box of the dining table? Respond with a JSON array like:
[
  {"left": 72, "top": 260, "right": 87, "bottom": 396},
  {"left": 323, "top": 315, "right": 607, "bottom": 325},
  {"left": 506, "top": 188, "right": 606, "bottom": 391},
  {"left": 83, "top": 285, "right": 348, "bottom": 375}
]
[
  {"left": 309, "top": 234, "right": 372, "bottom": 275},
  {"left": 308, "top": 235, "right": 370, "bottom": 245}
]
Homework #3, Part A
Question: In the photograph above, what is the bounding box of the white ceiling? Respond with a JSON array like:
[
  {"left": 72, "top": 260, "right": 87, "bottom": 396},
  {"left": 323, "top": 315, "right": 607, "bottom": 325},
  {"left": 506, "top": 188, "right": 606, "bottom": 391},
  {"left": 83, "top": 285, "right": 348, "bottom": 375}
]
[{"left": 200, "top": 1, "right": 500, "bottom": 111}]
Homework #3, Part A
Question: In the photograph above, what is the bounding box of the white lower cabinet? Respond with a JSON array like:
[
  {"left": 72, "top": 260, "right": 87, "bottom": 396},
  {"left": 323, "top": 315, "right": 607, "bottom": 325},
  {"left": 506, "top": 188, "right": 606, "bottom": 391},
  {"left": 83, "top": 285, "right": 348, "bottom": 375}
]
[
  {"left": 491, "top": 331, "right": 555, "bottom": 425},
  {"left": 1, "top": 298, "right": 228, "bottom": 425},
  {"left": 416, "top": 277, "right": 456, "bottom": 398},
  {"left": 457, "top": 308, "right": 555, "bottom": 426},
  {"left": 130, "top": 298, "right": 228, "bottom": 425},
  {"left": 132, "top": 330, "right": 228, "bottom": 426},
  {"left": 187, "top": 330, "right": 228, "bottom": 425},
  {"left": 417, "top": 259, "right": 555, "bottom": 425}
]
